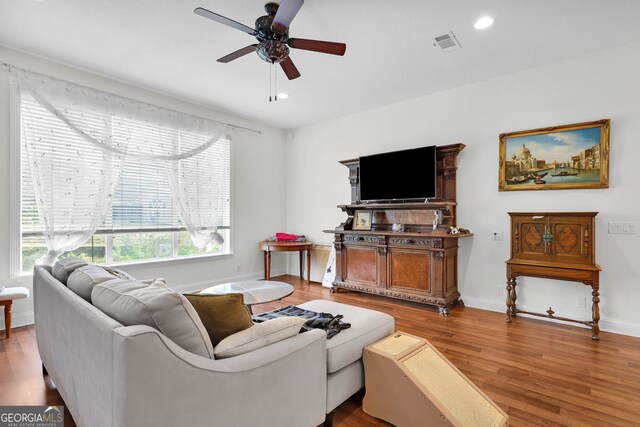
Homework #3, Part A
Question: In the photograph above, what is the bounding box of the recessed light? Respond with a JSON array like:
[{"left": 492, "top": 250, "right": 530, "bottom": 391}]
[
  {"left": 474, "top": 16, "right": 495, "bottom": 30},
  {"left": 277, "top": 93, "right": 289, "bottom": 99}
]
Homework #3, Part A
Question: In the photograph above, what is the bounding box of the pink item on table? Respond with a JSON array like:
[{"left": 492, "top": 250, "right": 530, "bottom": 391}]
[{"left": 276, "top": 232, "right": 298, "bottom": 241}]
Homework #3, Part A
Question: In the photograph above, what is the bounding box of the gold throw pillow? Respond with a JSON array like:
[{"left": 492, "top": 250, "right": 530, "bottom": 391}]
[{"left": 184, "top": 293, "right": 253, "bottom": 348}]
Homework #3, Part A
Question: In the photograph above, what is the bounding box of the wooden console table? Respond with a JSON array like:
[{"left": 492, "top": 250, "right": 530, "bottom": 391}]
[
  {"left": 258, "top": 241, "right": 313, "bottom": 283},
  {"left": 506, "top": 212, "right": 601, "bottom": 340}
]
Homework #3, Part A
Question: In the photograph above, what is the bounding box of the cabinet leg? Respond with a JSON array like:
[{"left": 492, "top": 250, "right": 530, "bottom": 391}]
[
  {"left": 306, "top": 249, "right": 311, "bottom": 284},
  {"left": 438, "top": 306, "right": 449, "bottom": 317},
  {"left": 510, "top": 278, "right": 517, "bottom": 318},
  {"left": 592, "top": 288, "right": 600, "bottom": 341},
  {"left": 506, "top": 277, "right": 515, "bottom": 323}
]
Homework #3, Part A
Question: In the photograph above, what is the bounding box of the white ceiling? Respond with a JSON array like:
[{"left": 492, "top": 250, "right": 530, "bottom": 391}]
[{"left": 2, "top": 0, "right": 640, "bottom": 129}]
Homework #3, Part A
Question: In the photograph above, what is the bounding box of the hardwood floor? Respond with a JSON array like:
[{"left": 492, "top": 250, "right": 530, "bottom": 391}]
[{"left": 2, "top": 275, "right": 640, "bottom": 426}]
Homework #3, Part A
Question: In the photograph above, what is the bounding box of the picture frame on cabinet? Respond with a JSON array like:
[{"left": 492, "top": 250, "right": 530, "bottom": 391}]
[
  {"left": 353, "top": 210, "right": 372, "bottom": 230},
  {"left": 499, "top": 119, "right": 610, "bottom": 191}
]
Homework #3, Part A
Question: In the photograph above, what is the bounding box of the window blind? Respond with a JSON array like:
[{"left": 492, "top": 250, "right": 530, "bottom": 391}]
[{"left": 20, "top": 92, "right": 231, "bottom": 237}]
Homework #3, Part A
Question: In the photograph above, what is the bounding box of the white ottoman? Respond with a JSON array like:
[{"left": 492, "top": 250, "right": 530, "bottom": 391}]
[
  {"left": 297, "top": 300, "right": 395, "bottom": 418},
  {"left": 0, "top": 287, "right": 30, "bottom": 339}
]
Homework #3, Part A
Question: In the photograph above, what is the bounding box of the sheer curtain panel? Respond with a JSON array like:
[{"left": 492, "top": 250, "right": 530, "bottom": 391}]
[{"left": 14, "top": 68, "right": 231, "bottom": 265}]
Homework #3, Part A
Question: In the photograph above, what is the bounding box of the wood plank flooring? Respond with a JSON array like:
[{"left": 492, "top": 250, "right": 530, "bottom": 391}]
[{"left": 2, "top": 275, "right": 640, "bottom": 426}]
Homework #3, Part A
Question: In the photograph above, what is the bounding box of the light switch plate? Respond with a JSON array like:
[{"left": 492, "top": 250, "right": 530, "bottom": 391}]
[{"left": 608, "top": 222, "right": 638, "bottom": 234}]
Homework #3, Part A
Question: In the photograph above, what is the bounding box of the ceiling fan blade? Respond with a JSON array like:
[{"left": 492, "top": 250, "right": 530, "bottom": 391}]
[
  {"left": 272, "top": 0, "right": 304, "bottom": 33},
  {"left": 280, "top": 57, "right": 301, "bottom": 80},
  {"left": 217, "top": 45, "right": 258, "bottom": 63},
  {"left": 287, "top": 38, "right": 346, "bottom": 56},
  {"left": 194, "top": 7, "right": 256, "bottom": 36}
]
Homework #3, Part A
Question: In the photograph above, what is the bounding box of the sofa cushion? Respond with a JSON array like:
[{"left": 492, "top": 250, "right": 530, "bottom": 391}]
[
  {"left": 92, "top": 280, "right": 214, "bottom": 358},
  {"left": 213, "top": 316, "right": 306, "bottom": 359},
  {"left": 184, "top": 293, "right": 254, "bottom": 348},
  {"left": 52, "top": 257, "right": 88, "bottom": 285},
  {"left": 297, "top": 300, "right": 394, "bottom": 373},
  {"left": 67, "top": 265, "right": 121, "bottom": 302}
]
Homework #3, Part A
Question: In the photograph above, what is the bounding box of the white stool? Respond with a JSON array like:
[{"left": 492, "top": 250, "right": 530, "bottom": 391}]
[{"left": 0, "top": 287, "right": 29, "bottom": 339}]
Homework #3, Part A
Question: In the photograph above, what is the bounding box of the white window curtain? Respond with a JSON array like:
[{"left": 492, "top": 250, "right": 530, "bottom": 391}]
[{"left": 14, "top": 68, "right": 231, "bottom": 265}]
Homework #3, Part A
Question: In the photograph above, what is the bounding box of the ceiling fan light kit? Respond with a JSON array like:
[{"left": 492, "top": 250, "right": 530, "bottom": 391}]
[{"left": 194, "top": 0, "right": 346, "bottom": 81}]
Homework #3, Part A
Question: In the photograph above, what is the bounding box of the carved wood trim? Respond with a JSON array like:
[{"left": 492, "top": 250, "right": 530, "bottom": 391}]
[
  {"left": 386, "top": 237, "right": 444, "bottom": 248},
  {"left": 334, "top": 282, "right": 459, "bottom": 306},
  {"left": 344, "top": 235, "right": 382, "bottom": 244}
]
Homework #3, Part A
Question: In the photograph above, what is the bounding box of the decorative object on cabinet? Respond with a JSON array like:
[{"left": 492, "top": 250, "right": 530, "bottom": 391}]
[
  {"left": 324, "top": 144, "right": 472, "bottom": 315},
  {"left": 353, "top": 210, "right": 372, "bottom": 230},
  {"left": 505, "top": 212, "right": 601, "bottom": 340},
  {"left": 499, "top": 119, "right": 610, "bottom": 191}
]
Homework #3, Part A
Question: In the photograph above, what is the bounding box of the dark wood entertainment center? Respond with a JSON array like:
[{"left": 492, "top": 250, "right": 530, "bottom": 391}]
[{"left": 324, "top": 143, "right": 471, "bottom": 315}]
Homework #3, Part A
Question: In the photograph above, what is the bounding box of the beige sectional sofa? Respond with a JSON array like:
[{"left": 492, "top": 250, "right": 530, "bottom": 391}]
[{"left": 33, "top": 263, "right": 394, "bottom": 427}]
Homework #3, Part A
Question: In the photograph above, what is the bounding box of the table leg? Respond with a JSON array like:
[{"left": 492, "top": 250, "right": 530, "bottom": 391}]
[
  {"left": 506, "top": 277, "right": 514, "bottom": 323},
  {"left": 510, "top": 278, "right": 517, "bottom": 318},
  {"left": 299, "top": 251, "right": 303, "bottom": 279},
  {"left": 592, "top": 286, "right": 600, "bottom": 341},
  {"left": 263, "top": 251, "right": 268, "bottom": 280},
  {"left": 306, "top": 249, "right": 311, "bottom": 284},
  {"left": 265, "top": 251, "right": 271, "bottom": 280},
  {"left": 3, "top": 301, "right": 11, "bottom": 339}
]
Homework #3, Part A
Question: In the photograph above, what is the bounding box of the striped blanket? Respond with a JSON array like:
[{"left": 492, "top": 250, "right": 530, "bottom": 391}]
[{"left": 252, "top": 305, "right": 351, "bottom": 339}]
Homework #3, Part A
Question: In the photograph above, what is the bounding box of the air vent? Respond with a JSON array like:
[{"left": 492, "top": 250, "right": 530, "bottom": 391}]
[{"left": 433, "top": 31, "right": 462, "bottom": 52}]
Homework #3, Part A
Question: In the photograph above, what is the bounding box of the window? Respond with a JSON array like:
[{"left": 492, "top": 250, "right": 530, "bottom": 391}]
[{"left": 16, "top": 83, "right": 231, "bottom": 274}]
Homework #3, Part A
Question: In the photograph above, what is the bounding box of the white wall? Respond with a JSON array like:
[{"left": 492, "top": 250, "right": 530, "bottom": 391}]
[
  {"left": 0, "top": 46, "right": 287, "bottom": 330},
  {"left": 285, "top": 41, "right": 640, "bottom": 337}
]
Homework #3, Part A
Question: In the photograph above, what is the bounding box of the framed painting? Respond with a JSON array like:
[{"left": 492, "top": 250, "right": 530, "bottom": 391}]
[
  {"left": 353, "top": 210, "right": 372, "bottom": 230},
  {"left": 499, "top": 119, "right": 610, "bottom": 191}
]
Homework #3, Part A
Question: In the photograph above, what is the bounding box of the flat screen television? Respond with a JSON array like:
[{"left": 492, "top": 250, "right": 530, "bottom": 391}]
[{"left": 359, "top": 145, "right": 437, "bottom": 202}]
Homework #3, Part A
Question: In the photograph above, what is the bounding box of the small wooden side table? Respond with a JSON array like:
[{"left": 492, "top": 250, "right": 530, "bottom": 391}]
[
  {"left": 258, "top": 241, "right": 314, "bottom": 283},
  {"left": 1, "top": 286, "right": 30, "bottom": 339}
]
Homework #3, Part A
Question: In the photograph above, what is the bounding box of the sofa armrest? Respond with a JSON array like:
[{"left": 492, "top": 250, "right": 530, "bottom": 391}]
[{"left": 112, "top": 326, "right": 327, "bottom": 427}]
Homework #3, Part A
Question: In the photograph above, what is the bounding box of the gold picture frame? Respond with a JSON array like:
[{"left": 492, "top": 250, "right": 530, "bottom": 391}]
[
  {"left": 499, "top": 119, "right": 610, "bottom": 191},
  {"left": 353, "top": 210, "right": 372, "bottom": 230}
]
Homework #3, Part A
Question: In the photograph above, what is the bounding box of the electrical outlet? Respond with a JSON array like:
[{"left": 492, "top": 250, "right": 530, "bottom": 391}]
[
  {"left": 576, "top": 297, "right": 586, "bottom": 308},
  {"left": 496, "top": 286, "right": 504, "bottom": 296},
  {"left": 236, "top": 265, "right": 241, "bottom": 273},
  {"left": 491, "top": 230, "right": 503, "bottom": 241}
]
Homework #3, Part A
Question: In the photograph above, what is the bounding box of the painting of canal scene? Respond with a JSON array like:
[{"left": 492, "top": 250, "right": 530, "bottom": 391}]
[{"left": 499, "top": 119, "right": 610, "bottom": 191}]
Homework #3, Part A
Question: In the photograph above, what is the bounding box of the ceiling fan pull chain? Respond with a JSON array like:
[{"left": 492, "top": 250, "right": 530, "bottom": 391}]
[
  {"left": 269, "top": 63, "right": 272, "bottom": 102},
  {"left": 275, "top": 66, "right": 278, "bottom": 101}
]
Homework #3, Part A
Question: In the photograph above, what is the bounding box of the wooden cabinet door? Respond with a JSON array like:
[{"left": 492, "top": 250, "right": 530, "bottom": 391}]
[
  {"left": 387, "top": 248, "right": 431, "bottom": 295},
  {"left": 344, "top": 246, "right": 378, "bottom": 287},
  {"left": 511, "top": 215, "right": 594, "bottom": 266},
  {"left": 551, "top": 219, "right": 594, "bottom": 265}
]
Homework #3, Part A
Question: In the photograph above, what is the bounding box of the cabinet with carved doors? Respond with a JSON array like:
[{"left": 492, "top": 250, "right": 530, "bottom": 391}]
[
  {"left": 324, "top": 144, "right": 472, "bottom": 315},
  {"left": 505, "top": 212, "right": 601, "bottom": 340}
]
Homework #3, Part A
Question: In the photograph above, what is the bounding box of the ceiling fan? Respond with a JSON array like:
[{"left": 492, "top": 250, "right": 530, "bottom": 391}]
[{"left": 194, "top": 0, "right": 346, "bottom": 80}]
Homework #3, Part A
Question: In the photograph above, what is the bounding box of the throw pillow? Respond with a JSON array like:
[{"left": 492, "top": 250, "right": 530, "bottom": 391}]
[
  {"left": 52, "top": 257, "right": 88, "bottom": 285},
  {"left": 213, "top": 316, "right": 306, "bottom": 359},
  {"left": 67, "top": 264, "right": 121, "bottom": 302},
  {"left": 92, "top": 280, "right": 214, "bottom": 358},
  {"left": 184, "top": 293, "right": 253, "bottom": 348},
  {"left": 102, "top": 266, "right": 136, "bottom": 281}
]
